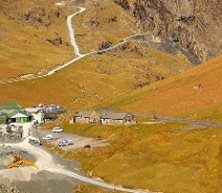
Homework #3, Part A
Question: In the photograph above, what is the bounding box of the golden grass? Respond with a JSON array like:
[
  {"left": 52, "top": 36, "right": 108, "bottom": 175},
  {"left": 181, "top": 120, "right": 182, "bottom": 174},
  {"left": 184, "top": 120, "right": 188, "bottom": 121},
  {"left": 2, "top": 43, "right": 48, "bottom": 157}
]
[
  {"left": 44, "top": 122, "right": 222, "bottom": 193},
  {"left": 0, "top": 0, "right": 73, "bottom": 80},
  {"left": 103, "top": 55, "right": 222, "bottom": 121},
  {"left": 0, "top": 42, "right": 191, "bottom": 111},
  {"left": 74, "top": 0, "right": 138, "bottom": 54}
]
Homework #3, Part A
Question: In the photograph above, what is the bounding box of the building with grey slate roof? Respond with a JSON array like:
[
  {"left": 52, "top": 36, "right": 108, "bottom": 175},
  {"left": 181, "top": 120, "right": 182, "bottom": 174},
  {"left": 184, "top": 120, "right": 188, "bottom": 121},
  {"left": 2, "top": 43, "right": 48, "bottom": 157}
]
[{"left": 70, "top": 108, "right": 136, "bottom": 125}]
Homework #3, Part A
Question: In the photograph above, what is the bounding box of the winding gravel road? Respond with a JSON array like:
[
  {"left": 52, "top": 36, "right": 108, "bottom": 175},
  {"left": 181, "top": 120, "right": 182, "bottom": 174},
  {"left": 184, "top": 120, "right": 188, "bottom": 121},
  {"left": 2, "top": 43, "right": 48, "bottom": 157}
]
[
  {"left": 0, "top": 3, "right": 154, "bottom": 191},
  {"left": 140, "top": 114, "right": 222, "bottom": 130},
  {"left": 67, "top": 7, "right": 86, "bottom": 57},
  {"left": 1, "top": 2, "right": 145, "bottom": 83}
]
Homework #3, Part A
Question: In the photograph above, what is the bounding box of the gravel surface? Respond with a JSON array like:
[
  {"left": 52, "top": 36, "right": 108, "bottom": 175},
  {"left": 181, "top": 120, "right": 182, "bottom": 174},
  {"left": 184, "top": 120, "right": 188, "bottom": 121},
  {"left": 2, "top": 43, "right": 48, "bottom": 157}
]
[
  {"left": 0, "top": 132, "right": 22, "bottom": 143},
  {"left": 33, "top": 128, "right": 108, "bottom": 152},
  {"left": 0, "top": 145, "right": 36, "bottom": 170},
  {"left": 0, "top": 185, "right": 30, "bottom": 193}
]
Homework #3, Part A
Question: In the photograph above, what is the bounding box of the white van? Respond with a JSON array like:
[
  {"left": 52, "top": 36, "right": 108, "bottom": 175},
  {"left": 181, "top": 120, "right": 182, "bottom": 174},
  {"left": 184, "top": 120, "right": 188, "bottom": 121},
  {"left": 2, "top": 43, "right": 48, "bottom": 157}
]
[{"left": 28, "top": 137, "right": 41, "bottom": 146}]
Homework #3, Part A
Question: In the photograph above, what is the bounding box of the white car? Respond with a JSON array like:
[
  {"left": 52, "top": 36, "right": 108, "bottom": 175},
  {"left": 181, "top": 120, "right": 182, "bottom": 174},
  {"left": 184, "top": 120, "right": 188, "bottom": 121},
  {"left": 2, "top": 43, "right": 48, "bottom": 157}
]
[
  {"left": 29, "top": 137, "right": 41, "bottom": 146},
  {"left": 52, "top": 127, "right": 64, "bottom": 133},
  {"left": 42, "top": 134, "right": 53, "bottom": 140},
  {"left": 58, "top": 138, "right": 73, "bottom": 147}
]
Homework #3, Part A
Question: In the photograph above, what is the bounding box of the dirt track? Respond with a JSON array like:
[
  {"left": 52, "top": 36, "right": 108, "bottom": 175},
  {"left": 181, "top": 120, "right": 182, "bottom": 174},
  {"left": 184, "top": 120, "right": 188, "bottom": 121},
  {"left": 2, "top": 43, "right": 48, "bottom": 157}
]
[{"left": 0, "top": 143, "right": 82, "bottom": 193}]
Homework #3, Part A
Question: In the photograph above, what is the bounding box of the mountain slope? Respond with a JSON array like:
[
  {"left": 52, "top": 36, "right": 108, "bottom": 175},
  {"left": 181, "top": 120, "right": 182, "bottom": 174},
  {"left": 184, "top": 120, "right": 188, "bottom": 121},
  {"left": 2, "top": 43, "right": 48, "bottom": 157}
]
[
  {"left": 113, "top": 0, "right": 222, "bottom": 63},
  {"left": 0, "top": 0, "right": 73, "bottom": 80},
  {"left": 73, "top": 0, "right": 200, "bottom": 64},
  {"left": 108, "top": 55, "right": 222, "bottom": 121},
  {"left": 0, "top": 43, "right": 191, "bottom": 110}
]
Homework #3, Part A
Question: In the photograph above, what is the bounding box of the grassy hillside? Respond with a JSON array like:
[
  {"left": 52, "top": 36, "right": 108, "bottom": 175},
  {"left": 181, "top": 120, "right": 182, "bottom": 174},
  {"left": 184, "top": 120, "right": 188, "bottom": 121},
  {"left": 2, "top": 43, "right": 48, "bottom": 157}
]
[
  {"left": 0, "top": 0, "right": 192, "bottom": 109},
  {"left": 44, "top": 122, "right": 222, "bottom": 193},
  {"left": 73, "top": 0, "right": 138, "bottom": 54},
  {"left": 0, "top": 41, "right": 191, "bottom": 110},
  {"left": 105, "top": 55, "right": 222, "bottom": 122},
  {"left": 0, "top": 0, "right": 73, "bottom": 80}
]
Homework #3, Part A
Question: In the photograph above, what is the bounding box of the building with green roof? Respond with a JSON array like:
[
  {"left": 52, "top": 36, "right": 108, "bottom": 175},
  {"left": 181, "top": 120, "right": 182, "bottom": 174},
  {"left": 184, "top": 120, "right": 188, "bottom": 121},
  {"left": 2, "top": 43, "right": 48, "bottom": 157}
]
[{"left": 0, "top": 102, "right": 31, "bottom": 124}]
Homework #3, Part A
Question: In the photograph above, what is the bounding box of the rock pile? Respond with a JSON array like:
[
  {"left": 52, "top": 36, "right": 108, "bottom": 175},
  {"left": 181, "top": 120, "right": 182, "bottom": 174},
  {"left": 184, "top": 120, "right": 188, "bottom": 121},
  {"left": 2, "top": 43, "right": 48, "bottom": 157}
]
[
  {"left": 0, "top": 132, "right": 21, "bottom": 143},
  {"left": 0, "top": 185, "right": 30, "bottom": 193}
]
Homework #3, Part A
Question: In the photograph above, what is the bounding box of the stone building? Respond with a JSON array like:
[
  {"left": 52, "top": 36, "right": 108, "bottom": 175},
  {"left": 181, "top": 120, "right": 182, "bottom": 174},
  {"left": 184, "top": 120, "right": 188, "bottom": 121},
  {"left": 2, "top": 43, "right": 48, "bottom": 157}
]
[{"left": 70, "top": 108, "right": 136, "bottom": 125}]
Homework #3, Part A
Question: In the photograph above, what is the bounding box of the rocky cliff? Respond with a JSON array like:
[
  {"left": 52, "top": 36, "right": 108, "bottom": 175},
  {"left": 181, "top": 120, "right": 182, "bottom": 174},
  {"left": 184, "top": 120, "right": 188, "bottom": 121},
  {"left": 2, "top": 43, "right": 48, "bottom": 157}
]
[{"left": 114, "top": 0, "right": 222, "bottom": 63}]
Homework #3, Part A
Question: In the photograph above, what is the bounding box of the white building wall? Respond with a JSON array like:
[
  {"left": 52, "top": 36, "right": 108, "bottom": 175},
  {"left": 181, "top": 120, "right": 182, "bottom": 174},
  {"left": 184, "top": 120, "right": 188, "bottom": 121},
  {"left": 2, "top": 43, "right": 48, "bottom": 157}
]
[
  {"left": 75, "top": 117, "right": 90, "bottom": 124},
  {"left": 32, "top": 113, "right": 44, "bottom": 124}
]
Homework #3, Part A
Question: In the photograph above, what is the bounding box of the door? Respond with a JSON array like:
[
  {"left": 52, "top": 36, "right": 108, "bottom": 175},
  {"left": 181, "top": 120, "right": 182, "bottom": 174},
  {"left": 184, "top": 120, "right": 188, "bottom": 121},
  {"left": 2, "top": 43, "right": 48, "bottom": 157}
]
[{"left": 16, "top": 118, "right": 21, "bottom": 123}]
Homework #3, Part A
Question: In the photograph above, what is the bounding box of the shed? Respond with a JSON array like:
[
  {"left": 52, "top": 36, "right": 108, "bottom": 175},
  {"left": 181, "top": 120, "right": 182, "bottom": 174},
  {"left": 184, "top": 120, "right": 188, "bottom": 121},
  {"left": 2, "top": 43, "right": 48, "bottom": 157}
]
[
  {"left": 44, "top": 112, "right": 57, "bottom": 120},
  {"left": 8, "top": 110, "right": 31, "bottom": 123}
]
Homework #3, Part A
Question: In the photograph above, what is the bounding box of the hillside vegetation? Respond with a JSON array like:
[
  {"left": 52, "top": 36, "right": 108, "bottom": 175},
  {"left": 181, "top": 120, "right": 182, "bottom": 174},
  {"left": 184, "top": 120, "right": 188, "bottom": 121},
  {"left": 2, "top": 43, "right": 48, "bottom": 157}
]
[
  {"left": 73, "top": 0, "right": 138, "bottom": 54},
  {"left": 0, "top": 0, "right": 193, "bottom": 108},
  {"left": 0, "top": 42, "right": 191, "bottom": 110},
  {"left": 45, "top": 123, "right": 222, "bottom": 193},
  {"left": 0, "top": 0, "right": 73, "bottom": 80},
  {"left": 106, "top": 55, "right": 222, "bottom": 122}
]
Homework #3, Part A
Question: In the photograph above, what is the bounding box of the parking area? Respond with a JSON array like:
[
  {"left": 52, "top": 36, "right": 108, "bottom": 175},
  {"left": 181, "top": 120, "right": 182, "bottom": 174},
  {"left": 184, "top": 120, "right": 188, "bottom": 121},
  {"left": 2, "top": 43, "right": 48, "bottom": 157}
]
[{"left": 33, "top": 129, "right": 108, "bottom": 152}]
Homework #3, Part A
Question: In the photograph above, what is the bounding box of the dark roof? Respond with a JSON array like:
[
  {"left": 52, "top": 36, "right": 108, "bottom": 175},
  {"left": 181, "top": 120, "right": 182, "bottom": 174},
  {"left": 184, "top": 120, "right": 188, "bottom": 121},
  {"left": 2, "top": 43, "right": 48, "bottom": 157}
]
[
  {"left": 0, "top": 109, "right": 30, "bottom": 118},
  {"left": 101, "top": 112, "right": 129, "bottom": 120},
  {"left": 0, "top": 102, "right": 22, "bottom": 110},
  {"left": 74, "top": 108, "right": 113, "bottom": 117},
  {"left": 94, "top": 108, "right": 113, "bottom": 115},
  {"left": 8, "top": 110, "right": 29, "bottom": 117},
  {"left": 74, "top": 108, "right": 131, "bottom": 120},
  {"left": 74, "top": 110, "right": 92, "bottom": 117}
]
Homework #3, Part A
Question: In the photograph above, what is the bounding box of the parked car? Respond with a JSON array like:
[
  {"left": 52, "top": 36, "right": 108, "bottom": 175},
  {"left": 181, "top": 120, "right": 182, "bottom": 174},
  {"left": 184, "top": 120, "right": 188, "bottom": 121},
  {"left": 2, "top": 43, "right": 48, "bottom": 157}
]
[
  {"left": 52, "top": 127, "right": 64, "bottom": 133},
  {"left": 42, "top": 134, "right": 53, "bottom": 140},
  {"left": 29, "top": 137, "right": 41, "bottom": 146},
  {"left": 58, "top": 138, "right": 73, "bottom": 147}
]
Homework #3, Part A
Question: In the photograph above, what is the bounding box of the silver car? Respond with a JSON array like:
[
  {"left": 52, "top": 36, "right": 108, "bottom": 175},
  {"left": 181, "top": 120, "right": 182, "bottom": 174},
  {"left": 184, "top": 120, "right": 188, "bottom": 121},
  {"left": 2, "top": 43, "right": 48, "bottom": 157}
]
[
  {"left": 42, "top": 134, "right": 53, "bottom": 140},
  {"left": 58, "top": 138, "right": 73, "bottom": 147},
  {"left": 52, "top": 127, "right": 64, "bottom": 133}
]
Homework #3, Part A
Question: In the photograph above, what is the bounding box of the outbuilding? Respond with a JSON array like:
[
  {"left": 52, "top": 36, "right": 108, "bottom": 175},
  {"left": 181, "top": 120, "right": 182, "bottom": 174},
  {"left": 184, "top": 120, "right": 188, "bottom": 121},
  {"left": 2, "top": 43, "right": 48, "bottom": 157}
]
[
  {"left": 0, "top": 102, "right": 32, "bottom": 124},
  {"left": 9, "top": 110, "right": 31, "bottom": 123},
  {"left": 71, "top": 108, "right": 136, "bottom": 125}
]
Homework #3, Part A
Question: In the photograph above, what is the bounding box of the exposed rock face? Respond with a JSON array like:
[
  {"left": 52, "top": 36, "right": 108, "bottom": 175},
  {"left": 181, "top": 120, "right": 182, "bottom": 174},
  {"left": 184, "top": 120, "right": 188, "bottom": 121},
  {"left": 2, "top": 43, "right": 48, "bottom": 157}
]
[
  {"left": 114, "top": 0, "right": 222, "bottom": 63},
  {"left": 0, "top": 0, "right": 63, "bottom": 27},
  {"left": 114, "top": 0, "right": 130, "bottom": 10},
  {"left": 46, "top": 37, "right": 63, "bottom": 46},
  {"left": 98, "top": 41, "right": 113, "bottom": 50},
  {"left": 46, "top": 32, "right": 63, "bottom": 46}
]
